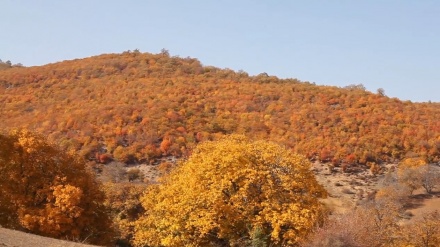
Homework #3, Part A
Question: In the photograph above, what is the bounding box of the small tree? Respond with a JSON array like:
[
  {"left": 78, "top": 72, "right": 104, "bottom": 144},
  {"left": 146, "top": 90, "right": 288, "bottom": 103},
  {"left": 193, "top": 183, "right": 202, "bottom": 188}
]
[
  {"left": 398, "top": 168, "right": 423, "bottom": 195},
  {"left": 376, "top": 88, "right": 386, "bottom": 96},
  {"left": 398, "top": 157, "right": 427, "bottom": 194},
  {"left": 100, "top": 161, "right": 127, "bottom": 183},
  {"left": 419, "top": 165, "right": 440, "bottom": 194},
  {"left": 127, "top": 168, "right": 143, "bottom": 182},
  {"left": 398, "top": 210, "right": 440, "bottom": 247}
]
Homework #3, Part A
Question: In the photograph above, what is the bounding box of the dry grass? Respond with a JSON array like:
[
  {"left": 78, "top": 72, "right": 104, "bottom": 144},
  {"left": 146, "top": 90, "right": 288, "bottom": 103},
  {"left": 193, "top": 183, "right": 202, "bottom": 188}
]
[
  {"left": 0, "top": 227, "right": 99, "bottom": 247},
  {"left": 311, "top": 161, "right": 440, "bottom": 222}
]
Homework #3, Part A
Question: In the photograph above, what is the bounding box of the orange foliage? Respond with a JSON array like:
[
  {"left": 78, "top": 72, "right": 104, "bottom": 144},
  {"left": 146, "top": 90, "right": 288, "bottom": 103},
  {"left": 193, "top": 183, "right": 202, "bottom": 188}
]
[
  {"left": 0, "top": 51, "right": 439, "bottom": 168},
  {"left": 0, "top": 130, "right": 113, "bottom": 245}
]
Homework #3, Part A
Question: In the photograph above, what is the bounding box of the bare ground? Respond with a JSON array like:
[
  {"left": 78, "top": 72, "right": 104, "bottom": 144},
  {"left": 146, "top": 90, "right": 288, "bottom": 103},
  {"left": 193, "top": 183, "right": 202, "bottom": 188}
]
[
  {"left": 0, "top": 227, "right": 99, "bottom": 247},
  {"left": 311, "top": 161, "right": 386, "bottom": 213},
  {"left": 311, "top": 162, "right": 440, "bottom": 224},
  {"left": 402, "top": 191, "right": 440, "bottom": 223}
]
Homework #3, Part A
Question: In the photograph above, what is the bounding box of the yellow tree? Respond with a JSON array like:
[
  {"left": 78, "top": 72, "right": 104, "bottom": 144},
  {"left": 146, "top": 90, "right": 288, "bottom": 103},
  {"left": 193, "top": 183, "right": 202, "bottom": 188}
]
[
  {"left": 133, "top": 135, "right": 327, "bottom": 246},
  {"left": 0, "top": 129, "right": 113, "bottom": 245}
]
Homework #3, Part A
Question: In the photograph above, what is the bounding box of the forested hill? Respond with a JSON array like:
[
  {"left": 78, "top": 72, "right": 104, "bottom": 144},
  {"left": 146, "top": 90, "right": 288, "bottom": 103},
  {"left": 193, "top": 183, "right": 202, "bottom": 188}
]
[{"left": 1, "top": 51, "right": 439, "bottom": 169}]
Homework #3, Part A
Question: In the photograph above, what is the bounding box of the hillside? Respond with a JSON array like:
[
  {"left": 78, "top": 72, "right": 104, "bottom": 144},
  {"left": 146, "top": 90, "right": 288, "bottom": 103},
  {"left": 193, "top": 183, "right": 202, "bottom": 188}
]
[
  {"left": 1, "top": 51, "right": 439, "bottom": 169},
  {"left": 0, "top": 227, "right": 97, "bottom": 247}
]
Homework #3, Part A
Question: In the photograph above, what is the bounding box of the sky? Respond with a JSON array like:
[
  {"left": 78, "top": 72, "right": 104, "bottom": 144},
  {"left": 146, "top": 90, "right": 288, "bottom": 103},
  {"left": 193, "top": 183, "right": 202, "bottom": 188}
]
[{"left": 1, "top": 1, "right": 440, "bottom": 102}]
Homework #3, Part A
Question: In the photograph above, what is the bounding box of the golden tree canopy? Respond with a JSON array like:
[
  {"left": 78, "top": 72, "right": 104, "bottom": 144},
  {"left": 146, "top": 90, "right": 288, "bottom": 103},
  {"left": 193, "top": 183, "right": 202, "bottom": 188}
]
[
  {"left": 0, "top": 129, "right": 113, "bottom": 245},
  {"left": 133, "top": 135, "right": 327, "bottom": 246}
]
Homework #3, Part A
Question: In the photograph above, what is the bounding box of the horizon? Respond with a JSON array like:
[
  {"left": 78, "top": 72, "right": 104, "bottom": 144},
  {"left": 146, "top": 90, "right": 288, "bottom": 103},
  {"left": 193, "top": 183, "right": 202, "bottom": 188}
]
[
  {"left": 5, "top": 49, "right": 438, "bottom": 105},
  {"left": 1, "top": 1, "right": 440, "bottom": 102}
]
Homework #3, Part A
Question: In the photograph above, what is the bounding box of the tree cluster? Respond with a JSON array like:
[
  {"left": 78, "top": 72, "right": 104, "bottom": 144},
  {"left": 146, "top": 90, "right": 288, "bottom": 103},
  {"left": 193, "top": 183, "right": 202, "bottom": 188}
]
[
  {"left": 307, "top": 157, "right": 440, "bottom": 247},
  {"left": 0, "top": 130, "right": 113, "bottom": 245},
  {"left": 0, "top": 59, "right": 23, "bottom": 70},
  {"left": 0, "top": 51, "right": 439, "bottom": 170},
  {"left": 1, "top": 129, "right": 438, "bottom": 246}
]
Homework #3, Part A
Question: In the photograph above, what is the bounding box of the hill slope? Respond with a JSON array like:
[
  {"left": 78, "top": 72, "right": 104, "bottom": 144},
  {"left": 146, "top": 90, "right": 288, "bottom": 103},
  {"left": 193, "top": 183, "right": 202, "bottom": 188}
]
[
  {"left": 1, "top": 51, "right": 439, "bottom": 169},
  {"left": 0, "top": 227, "right": 97, "bottom": 247}
]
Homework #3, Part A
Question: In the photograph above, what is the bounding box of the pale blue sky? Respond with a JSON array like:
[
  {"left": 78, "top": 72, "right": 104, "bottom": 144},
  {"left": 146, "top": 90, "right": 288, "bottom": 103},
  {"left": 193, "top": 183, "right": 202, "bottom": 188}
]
[{"left": 1, "top": 1, "right": 439, "bottom": 102}]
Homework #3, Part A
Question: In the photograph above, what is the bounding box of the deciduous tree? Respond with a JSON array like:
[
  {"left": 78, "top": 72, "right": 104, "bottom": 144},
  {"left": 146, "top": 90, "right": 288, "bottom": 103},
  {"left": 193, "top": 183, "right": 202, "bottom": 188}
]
[
  {"left": 0, "top": 129, "right": 113, "bottom": 245},
  {"left": 398, "top": 210, "right": 440, "bottom": 247},
  {"left": 133, "top": 135, "right": 326, "bottom": 246}
]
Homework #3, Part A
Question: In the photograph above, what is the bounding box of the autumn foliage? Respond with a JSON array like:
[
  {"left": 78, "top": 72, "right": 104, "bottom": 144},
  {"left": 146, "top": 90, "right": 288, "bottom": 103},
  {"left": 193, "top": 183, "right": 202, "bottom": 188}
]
[
  {"left": 133, "top": 135, "right": 327, "bottom": 246},
  {"left": 0, "top": 51, "right": 439, "bottom": 168},
  {"left": 103, "top": 182, "right": 146, "bottom": 246},
  {"left": 0, "top": 129, "right": 113, "bottom": 245},
  {"left": 1, "top": 51, "right": 440, "bottom": 246}
]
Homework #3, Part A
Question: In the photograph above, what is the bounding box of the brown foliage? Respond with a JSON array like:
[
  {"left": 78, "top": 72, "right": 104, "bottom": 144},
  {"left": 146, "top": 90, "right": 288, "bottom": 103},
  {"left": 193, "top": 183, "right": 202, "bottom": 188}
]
[
  {"left": 103, "top": 182, "right": 146, "bottom": 246},
  {"left": 398, "top": 210, "right": 440, "bottom": 247},
  {"left": 306, "top": 199, "right": 402, "bottom": 247}
]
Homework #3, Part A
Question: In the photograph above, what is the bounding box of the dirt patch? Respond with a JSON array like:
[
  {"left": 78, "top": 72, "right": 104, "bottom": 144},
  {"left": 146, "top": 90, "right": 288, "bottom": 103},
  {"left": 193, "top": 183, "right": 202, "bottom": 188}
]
[
  {"left": 311, "top": 162, "right": 388, "bottom": 211},
  {"left": 129, "top": 156, "right": 178, "bottom": 183},
  {"left": 403, "top": 192, "right": 440, "bottom": 223},
  {"left": 0, "top": 227, "right": 98, "bottom": 247},
  {"left": 312, "top": 162, "right": 440, "bottom": 226},
  {"left": 130, "top": 163, "right": 161, "bottom": 183}
]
